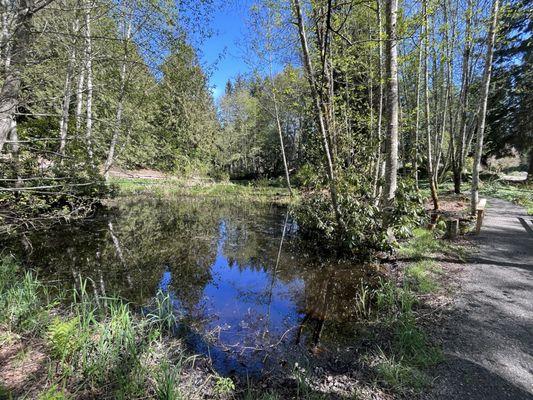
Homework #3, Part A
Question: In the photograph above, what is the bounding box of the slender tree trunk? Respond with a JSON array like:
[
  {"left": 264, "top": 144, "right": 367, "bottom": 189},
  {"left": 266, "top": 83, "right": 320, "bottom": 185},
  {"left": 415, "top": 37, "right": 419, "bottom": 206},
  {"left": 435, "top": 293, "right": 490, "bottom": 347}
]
[
  {"left": 1, "top": 8, "right": 12, "bottom": 73},
  {"left": 413, "top": 45, "right": 423, "bottom": 189},
  {"left": 273, "top": 91, "right": 293, "bottom": 196},
  {"left": 424, "top": 0, "right": 439, "bottom": 210},
  {"left": 84, "top": 0, "right": 95, "bottom": 167},
  {"left": 372, "top": 0, "right": 385, "bottom": 200},
  {"left": 75, "top": 63, "right": 85, "bottom": 133},
  {"left": 263, "top": 7, "right": 293, "bottom": 196},
  {"left": 453, "top": 0, "right": 473, "bottom": 194},
  {"left": 381, "top": 0, "right": 399, "bottom": 205},
  {"left": 471, "top": 0, "right": 500, "bottom": 213},
  {"left": 104, "top": 18, "right": 131, "bottom": 181},
  {"left": 59, "top": 21, "right": 79, "bottom": 157},
  {"left": 0, "top": 1, "right": 31, "bottom": 153},
  {"left": 527, "top": 149, "right": 533, "bottom": 182},
  {"left": 291, "top": 0, "right": 344, "bottom": 230}
]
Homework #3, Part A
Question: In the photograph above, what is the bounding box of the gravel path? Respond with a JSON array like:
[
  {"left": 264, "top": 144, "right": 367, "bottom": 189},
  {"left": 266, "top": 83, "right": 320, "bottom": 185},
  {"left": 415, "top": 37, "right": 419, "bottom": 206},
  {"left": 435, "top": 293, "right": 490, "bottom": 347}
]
[{"left": 426, "top": 197, "right": 533, "bottom": 399}]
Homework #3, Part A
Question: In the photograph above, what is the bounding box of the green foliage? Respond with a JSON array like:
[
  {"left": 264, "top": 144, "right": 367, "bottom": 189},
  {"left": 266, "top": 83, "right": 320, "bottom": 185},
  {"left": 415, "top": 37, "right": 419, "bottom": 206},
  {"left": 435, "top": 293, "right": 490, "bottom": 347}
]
[
  {"left": 394, "top": 316, "right": 443, "bottom": 368},
  {"left": 0, "top": 155, "right": 109, "bottom": 235},
  {"left": 387, "top": 180, "right": 427, "bottom": 239},
  {"left": 398, "top": 227, "right": 467, "bottom": 262},
  {"left": 47, "top": 317, "right": 83, "bottom": 360},
  {"left": 0, "top": 257, "right": 47, "bottom": 333},
  {"left": 0, "top": 384, "right": 13, "bottom": 400},
  {"left": 214, "top": 377, "right": 235, "bottom": 396},
  {"left": 154, "top": 361, "right": 183, "bottom": 400},
  {"left": 296, "top": 176, "right": 425, "bottom": 258},
  {"left": 404, "top": 260, "right": 441, "bottom": 294},
  {"left": 146, "top": 290, "right": 178, "bottom": 335},
  {"left": 38, "top": 385, "right": 69, "bottom": 400},
  {"left": 296, "top": 182, "right": 387, "bottom": 258},
  {"left": 375, "top": 353, "right": 429, "bottom": 393}
]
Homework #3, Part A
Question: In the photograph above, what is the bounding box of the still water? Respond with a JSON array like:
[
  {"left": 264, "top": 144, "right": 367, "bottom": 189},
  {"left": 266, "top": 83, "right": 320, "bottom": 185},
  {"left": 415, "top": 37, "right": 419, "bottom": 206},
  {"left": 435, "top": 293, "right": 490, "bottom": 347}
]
[{"left": 6, "top": 196, "right": 381, "bottom": 375}]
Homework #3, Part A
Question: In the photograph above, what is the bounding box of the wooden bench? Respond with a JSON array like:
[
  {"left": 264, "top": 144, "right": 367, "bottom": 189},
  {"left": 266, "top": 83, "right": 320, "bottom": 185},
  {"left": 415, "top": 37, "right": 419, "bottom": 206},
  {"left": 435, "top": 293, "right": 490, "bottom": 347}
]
[{"left": 475, "top": 198, "right": 487, "bottom": 234}]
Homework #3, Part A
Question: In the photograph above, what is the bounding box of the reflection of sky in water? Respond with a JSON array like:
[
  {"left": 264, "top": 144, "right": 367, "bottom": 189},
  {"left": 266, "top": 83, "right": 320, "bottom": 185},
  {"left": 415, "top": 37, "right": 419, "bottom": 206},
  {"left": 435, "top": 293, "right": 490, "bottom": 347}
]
[
  {"left": 158, "top": 221, "right": 305, "bottom": 375},
  {"left": 7, "top": 198, "right": 377, "bottom": 377}
]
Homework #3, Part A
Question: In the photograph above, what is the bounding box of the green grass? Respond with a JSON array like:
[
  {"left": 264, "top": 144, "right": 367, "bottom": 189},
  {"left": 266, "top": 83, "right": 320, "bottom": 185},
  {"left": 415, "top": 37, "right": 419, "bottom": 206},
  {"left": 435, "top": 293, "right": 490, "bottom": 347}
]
[
  {"left": 372, "top": 227, "right": 454, "bottom": 394},
  {"left": 375, "top": 353, "right": 429, "bottom": 393},
  {"left": 398, "top": 227, "right": 467, "bottom": 262},
  {"left": 0, "top": 257, "right": 50, "bottom": 333},
  {"left": 481, "top": 180, "right": 533, "bottom": 215},
  {"left": 110, "top": 177, "right": 296, "bottom": 204},
  {"left": 404, "top": 260, "right": 442, "bottom": 294},
  {"left": 0, "top": 257, "right": 195, "bottom": 399}
]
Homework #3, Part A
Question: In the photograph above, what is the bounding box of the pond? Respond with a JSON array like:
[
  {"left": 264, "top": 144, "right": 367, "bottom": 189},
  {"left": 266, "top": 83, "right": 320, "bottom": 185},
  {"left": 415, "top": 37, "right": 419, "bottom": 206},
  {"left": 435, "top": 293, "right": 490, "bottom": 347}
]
[{"left": 4, "top": 196, "right": 383, "bottom": 376}]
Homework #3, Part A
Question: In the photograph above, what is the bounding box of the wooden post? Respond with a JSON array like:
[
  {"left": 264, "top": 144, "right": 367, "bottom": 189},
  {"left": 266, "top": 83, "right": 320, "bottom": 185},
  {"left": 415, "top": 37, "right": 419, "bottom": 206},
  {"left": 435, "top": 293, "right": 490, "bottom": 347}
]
[
  {"left": 446, "top": 219, "right": 459, "bottom": 239},
  {"left": 475, "top": 198, "right": 487, "bottom": 234}
]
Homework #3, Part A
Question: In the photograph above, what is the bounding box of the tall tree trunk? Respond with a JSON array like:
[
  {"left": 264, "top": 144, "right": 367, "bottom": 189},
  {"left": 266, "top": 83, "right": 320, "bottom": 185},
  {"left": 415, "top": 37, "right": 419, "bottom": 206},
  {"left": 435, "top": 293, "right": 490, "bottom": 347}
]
[
  {"left": 104, "top": 17, "right": 131, "bottom": 181},
  {"left": 413, "top": 45, "right": 423, "bottom": 189},
  {"left": 264, "top": 7, "right": 293, "bottom": 196},
  {"left": 75, "top": 63, "right": 85, "bottom": 133},
  {"left": 291, "top": 0, "right": 344, "bottom": 230},
  {"left": 471, "top": 0, "right": 500, "bottom": 213},
  {"left": 0, "top": 1, "right": 31, "bottom": 153},
  {"left": 372, "top": 0, "right": 384, "bottom": 200},
  {"left": 424, "top": 0, "right": 439, "bottom": 210},
  {"left": 527, "top": 149, "right": 533, "bottom": 182},
  {"left": 59, "top": 20, "right": 79, "bottom": 158},
  {"left": 1, "top": 8, "right": 12, "bottom": 73},
  {"left": 273, "top": 91, "right": 293, "bottom": 196},
  {"left": 453, "top": 0, "right": 473, "bottom": 194},
  {"left": 84, "top": 0, "right": 95, "bottom": 168},
  {"left": 381, "top": 0, "right": 399, "bottom": 205}
]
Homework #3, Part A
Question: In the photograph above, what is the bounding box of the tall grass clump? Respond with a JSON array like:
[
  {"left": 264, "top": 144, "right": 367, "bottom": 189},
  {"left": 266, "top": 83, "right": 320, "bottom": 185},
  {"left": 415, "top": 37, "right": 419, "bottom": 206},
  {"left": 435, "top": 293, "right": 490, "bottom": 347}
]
[
  {"left": 146, "top": 290, "right": 178, "bottom": 335},
  {"left": 154, "top": 360, "right": 183, "bottom": 400},
  {"left": 0, "top": 256, "right": 48, "bottom": 333}
]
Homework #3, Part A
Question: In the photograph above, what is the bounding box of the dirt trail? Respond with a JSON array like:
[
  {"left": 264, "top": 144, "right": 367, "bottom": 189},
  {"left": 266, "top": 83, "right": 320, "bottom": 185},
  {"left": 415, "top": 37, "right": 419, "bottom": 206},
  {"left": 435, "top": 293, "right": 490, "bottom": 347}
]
[{"left": 427, "top": 197, "right": 533, "bottom": 399}]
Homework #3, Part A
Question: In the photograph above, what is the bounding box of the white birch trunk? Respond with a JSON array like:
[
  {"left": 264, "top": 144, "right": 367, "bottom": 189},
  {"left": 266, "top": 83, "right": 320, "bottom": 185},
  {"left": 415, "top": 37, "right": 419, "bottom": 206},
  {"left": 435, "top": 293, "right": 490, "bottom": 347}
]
[
  {"left": 381, "top": 0, "right": 399, "bottom": 205},
  {"left": 471, "top": 0, "right": 499, "bottom": 213}
]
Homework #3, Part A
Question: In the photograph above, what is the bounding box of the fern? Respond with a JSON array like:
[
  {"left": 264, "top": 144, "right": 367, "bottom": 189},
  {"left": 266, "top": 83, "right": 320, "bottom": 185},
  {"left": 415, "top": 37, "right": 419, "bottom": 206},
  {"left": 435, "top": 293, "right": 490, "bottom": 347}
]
[{"left": 47, "top": 317, "right": 81, "bottom": 360}]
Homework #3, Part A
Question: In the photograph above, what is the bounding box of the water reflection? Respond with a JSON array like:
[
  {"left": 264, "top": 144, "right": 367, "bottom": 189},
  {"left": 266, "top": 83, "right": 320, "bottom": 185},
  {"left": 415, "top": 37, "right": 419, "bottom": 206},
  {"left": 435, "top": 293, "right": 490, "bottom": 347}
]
[{"left": 4, "top": 196, "right": 381, "bottom": 375}]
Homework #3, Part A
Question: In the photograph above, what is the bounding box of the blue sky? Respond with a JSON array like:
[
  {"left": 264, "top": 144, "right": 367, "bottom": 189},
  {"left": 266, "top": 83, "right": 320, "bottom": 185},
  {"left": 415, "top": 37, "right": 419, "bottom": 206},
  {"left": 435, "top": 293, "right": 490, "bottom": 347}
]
[{"left": 200, "top": 0, "right": 255, "bottom": 99}]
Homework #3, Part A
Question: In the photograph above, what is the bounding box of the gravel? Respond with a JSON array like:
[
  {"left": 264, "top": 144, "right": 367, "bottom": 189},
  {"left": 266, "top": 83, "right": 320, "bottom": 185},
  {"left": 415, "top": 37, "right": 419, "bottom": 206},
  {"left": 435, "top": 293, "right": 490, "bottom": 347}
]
[{"left": 425, "top": 197, "right": 533, "bottom": 399}]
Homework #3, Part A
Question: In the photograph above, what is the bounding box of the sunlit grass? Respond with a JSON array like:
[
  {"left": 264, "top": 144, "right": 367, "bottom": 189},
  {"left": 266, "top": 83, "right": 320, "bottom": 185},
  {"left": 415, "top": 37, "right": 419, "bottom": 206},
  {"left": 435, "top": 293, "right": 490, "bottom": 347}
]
[
  {"left": 0, "top": 258, "right": 192, "bottom": 399},
  {"left": 398, "top": 228, "right": 467, "bottom": 262},
  {"left": 481, "top": 180, "right": 533, "bottom": 215},
  {"left": 110, "top": 177, "right": 296, "bottom": 204},
  {"left": 375, "top": 352, "right": 429, "bottom": 393}
]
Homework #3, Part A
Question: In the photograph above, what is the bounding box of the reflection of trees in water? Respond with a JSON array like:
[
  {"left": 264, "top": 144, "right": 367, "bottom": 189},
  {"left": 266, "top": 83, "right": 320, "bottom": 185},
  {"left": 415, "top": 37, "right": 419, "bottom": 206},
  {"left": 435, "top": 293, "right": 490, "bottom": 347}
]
[
  {"left": 295, "top": 264, "right": 381, "bottom": 347},
  {"left": 10, "top": 197, "right": 293, "bottom": 305},
  {"left": 6, "top": 197, "right": 381, "bottom": 356}
]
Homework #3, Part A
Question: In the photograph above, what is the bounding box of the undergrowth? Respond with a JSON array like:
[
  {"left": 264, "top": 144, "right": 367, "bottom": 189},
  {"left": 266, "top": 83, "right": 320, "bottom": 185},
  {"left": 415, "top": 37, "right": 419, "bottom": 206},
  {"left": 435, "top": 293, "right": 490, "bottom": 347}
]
[
  {"left": 0, "top": 256, "right": 230, "bottom": 399},
  {"left": 371, "top": 228, "right": 459, "bottom": 395}
]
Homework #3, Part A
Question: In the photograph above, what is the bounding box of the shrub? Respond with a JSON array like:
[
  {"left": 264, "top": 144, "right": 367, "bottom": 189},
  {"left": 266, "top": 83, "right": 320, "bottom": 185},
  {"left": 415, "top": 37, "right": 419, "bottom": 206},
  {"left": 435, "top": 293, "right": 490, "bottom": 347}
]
[{"left": 295, "top": 176, "right": 426, "bottom": 258}]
